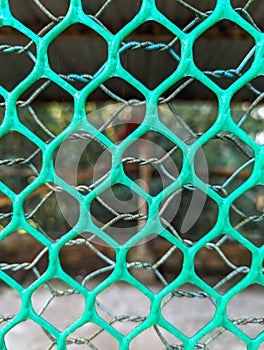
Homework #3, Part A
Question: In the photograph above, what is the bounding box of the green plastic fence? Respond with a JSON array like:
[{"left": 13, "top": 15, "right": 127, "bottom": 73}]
[{"left": 0, "top": 0, "right": 263, "bottom": 349}]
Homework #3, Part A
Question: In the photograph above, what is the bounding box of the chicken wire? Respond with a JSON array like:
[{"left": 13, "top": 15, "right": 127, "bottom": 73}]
[{"left": 0, "top": 0, "right": 263, "bottom": 349}]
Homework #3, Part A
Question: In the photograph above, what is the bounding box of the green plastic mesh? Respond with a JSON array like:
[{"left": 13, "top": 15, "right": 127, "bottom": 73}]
[{"left": 0, "top": 0, "right": 263, "bottom": 349}]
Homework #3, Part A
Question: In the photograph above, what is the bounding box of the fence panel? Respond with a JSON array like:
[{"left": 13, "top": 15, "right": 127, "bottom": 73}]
[{"left": 0, "top": 0, "right": 263, "bottom": 349}]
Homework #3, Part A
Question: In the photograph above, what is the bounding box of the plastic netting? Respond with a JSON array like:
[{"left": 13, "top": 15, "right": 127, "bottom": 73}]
[{"left": 0, "top": 0, "right": 264, "bottom": 349}]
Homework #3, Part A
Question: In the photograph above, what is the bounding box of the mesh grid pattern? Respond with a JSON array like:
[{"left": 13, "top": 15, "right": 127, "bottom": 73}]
[{"left": 0, "top": 0, "right": 263, "bottom": 349}]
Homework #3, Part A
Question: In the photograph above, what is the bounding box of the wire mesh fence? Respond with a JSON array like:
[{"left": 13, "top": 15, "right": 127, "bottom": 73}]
[{"left": 0, "top": 0, "right": 263, "bottom": 349}]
